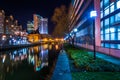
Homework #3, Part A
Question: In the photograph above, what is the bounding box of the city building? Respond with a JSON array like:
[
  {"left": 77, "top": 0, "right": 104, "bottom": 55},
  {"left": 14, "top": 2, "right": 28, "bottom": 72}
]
[
  {"left": 27, "top": 21, "right": 34, "bottom": 34},
  {"left": 0, "top": 10, "right": 5, "bottom": 34},
  {"left": 39, "top": 18, "right": 48, "bottom": 34},
  {"left": 33, "top": 14, "right": 48, "bottom": 34},
  {"left": 67, "top": 0, "right": 120, "bottom": 58},
  {"left": 33, "top": 14, "right": 42, "bottom": 31}
]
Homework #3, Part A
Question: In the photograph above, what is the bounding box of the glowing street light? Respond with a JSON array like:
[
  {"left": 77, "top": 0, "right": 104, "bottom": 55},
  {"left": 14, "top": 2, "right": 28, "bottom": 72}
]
[{"left": 90, "top": 10, "right": 97, "bottom": 60}]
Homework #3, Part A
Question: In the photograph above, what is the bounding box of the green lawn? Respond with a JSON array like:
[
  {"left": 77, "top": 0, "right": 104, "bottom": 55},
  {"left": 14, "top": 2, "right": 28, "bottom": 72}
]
[
  {"left": 72, "top": 72, "right": 120, "bottom": 80},
  {"left": 64, "top": 44, "right": 120, "bottom": 80}
]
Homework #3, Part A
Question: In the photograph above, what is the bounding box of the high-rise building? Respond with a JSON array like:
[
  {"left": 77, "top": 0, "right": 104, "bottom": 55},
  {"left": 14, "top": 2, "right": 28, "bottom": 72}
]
[
  {"left": 39, "top": 18, "right": 48, "bottom": 34},
  {"left": 33, "top": 14, "right": 48, "bottom": 34},
  {"left": 0, "top": 10, "right": 5, "bottom": 34},
  {"left": 67, "top": 0, "right": 120, "bottom": 58},
  {"left": 33, "top": 14, "right": 42, "bottom": 31},
  {"left": 27, "top": 21, "right": 34, "bottom": 34}
]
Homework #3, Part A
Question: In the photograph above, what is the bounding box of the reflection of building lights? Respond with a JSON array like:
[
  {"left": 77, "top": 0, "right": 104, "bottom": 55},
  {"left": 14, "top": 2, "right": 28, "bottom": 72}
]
[
  {"left": 2, "top": 55, "right": 6, "bottom": 63},
  {"left": 55, "top": 45, "right": 59, "bottom": 50},
  {"left": 49, "top": 45, "right": 52, "bottom": 50},
  {"left": 2, "top": 35, "right": 6, "bottom": 40}
]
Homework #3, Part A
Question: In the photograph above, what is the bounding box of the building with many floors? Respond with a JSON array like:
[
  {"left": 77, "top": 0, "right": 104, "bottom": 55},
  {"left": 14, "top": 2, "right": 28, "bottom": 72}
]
[
  {"left": 33, "top": 14, "right": 48, "bottom": 34},
  {"left": 39, "top": 18, "right": 48, "bottom": 34},
  {"left": 27, "top": 21, "right": 34, "bottom": 34},
  {"left": 66, "top": 0, "right": 120, "bottom": 58}
]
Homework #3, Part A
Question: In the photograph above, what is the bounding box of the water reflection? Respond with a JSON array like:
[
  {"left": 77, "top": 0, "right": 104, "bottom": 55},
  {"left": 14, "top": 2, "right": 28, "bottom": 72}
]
[{"left": 0, "top": 43, "right": 61, "bottom": 80}]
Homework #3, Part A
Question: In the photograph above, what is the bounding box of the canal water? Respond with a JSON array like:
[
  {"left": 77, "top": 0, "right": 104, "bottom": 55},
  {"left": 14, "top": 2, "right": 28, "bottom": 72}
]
[{"left": 0, "top": 43, "right": 62, "bottom": 80}]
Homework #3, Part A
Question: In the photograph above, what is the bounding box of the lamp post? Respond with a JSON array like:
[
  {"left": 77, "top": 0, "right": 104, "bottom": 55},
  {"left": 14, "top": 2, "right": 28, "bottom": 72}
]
[
  {"left": 73, "top": 28, "right": 78, "bottom": 45},
  {"left": 90, "top": 10, "right": 97, "bottom": 60}
]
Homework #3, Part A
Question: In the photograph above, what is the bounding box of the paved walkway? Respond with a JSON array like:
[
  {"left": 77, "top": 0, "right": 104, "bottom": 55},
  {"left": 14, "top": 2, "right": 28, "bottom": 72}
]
[{"left": 51, "top": 50, "right": 72, "bottom": 80}]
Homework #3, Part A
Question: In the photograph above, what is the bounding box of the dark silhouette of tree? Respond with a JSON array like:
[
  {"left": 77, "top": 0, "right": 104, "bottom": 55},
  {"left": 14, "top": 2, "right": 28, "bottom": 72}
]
[{"left": 51, "top": 5, "right": 69, "bottom": 38}]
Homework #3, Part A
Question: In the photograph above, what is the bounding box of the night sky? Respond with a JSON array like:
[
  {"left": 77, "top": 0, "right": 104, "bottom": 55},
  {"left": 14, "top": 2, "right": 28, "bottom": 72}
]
[{"left": 0, "top": 0, "right": 71, "bottom": 34}]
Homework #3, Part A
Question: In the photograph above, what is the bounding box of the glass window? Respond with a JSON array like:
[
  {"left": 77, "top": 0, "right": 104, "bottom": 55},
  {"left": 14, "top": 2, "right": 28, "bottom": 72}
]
[
  {"left": 101, "top": 21, "right": 103, "bottom": 28},
  {"left": 100, "top": 1, "right": 103, "bottom": 9},
  {"left": 118, "top": 26, "right": 120, "bottom": 32},
  {"left": 118, "top": 44, "right": 120, "bottom": 49},
  {"left": 110, "top": 3, "right": 114, "bottom": 13},
  {"left": 101, "top": 43, "right": 104, "bottom": 47},
  {"left": 105, "top": 43, "right": 110, "bottom": 48},
  {"left": 115, "top": 13, "right": 120, "bottom": 22},
  {"left": 101, "top": 11, "right": 103, "bottom": 18},
  {"left": 105, "top": 18, "right": 109, "bottom": 26},
  {"left": 110, "top": 16, "right": 114, "bottom": 24},
  {"left": 110, "top": 28, "right": 115, "bottom": 32},
  {"left": 104, "top": 18, "right": 109, "bottom": 26},
  {"left": 117, "top": 0, "right": 120, "bottom": 9},
  {"left": 105, "top": 28, "right": 110, "bottom": 33},
  {"left": 118, "top": 32, "right": 120, "bottom": 40},
  {"left": 110, "top": 32, "right": 116, "bottom": 40},
  {"left": 104, "top": 0, "right": 109, "bottom": 6},
  {"left": 110, "top": 44, "right": 117, "bottom": 48},
  {"left": 104, "top": 7, "right": 109, "bottom": 16},
  {"left": 101, "top": 29, "right": 104, "bottom": 34},
  {"left": 101, "top": 34, "right": 104, "bottom": 40},
  {"left": 105, "top": 33, "right": 109, "bottom": 40}
]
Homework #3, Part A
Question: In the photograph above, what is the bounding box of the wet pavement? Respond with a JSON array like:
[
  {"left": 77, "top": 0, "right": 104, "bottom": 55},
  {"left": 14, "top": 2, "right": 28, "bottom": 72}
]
[{"left": 51, "top": 50, "right": 72, "bottom": 80}]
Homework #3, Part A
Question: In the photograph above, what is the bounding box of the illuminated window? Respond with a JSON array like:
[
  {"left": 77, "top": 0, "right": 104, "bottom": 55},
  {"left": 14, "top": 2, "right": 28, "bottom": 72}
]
[
  {"left": 104, "top": 7, "right": 109, "bottom": 16},
  {"left": 118, "top": 32, "right": 120, "bottom": 40},
  {"left": 101, "top": 34, "right": 104, "bottom": 40},
  {"left": 110, "top": 3, "right": 114, "bottom": 13},
  {"left": 110, "top": 16, "right": 114, "bottom": 24},
  {"left": 110, "top": 28, "right": 115, "bottom": 32},
  {"left": 101, "top": 21, "right": 103, "bottom": 28},
  {"left": 117, "top": 0, "right": 120, "bottom": 9},
  {"left": 100, "top": 1, "right": 103, "bottom": 9},
  {"left": 104, "top": 0, "right": 109, "bottom": 6},
  {"left": 104, "top": 18, "right": 109, "bottom": 26},
  {"left": 101, "top": 30, "right": 104, "bottom": 34},
  {"left": 101, "top": 11, "right": 103, "bottom": 18},
  {"left": 115, "top": 13, "right": 120, "bottom": 22},
  {"left": 105, "top": 28, "right": 109, "bottom": 33},
  {"left": 111, "top": 32, "right": 116, "bottom": 40},
  {"left": 105, "top": 33, "right": 109, "bottom": 40}
]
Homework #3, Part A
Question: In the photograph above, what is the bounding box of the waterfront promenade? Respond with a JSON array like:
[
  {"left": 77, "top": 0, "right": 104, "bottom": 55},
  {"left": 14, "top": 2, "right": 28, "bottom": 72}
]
[{"left": 51, "top": 49, "right": 72, "bottom": 80}]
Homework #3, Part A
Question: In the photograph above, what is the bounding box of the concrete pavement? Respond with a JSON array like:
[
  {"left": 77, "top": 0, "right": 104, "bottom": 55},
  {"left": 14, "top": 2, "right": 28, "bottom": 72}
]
[{"left": 51, "top": 50, "right": 72, "bottom": 80}]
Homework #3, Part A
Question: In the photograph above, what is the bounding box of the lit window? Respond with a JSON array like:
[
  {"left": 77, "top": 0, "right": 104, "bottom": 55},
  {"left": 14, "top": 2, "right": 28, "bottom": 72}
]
[
  {"left": 110, "top": 16, "right": 114, "bottom": 24},
  {"left": 105, "top": 43, "right": 110, "bottom": 48},
  {"left": 105, "top": 34, "right": 109, "bottom": 40},
  {"left": 111, "top": 44, "right": 117, "bottom": 48},
  {"left": 101, "top": 34, "right": 103, "bottom": 40},
  {"left": 115, "top": 13, "right": 120, "bottom": 22},
  {"left": 118, "top": 26, "right": 120, "bottom": 32},
  {"left": 111, "top": 32, "right": 116, "bottom": 40},
  {"left": 101, "top": 11, "right": 103, "bottom": 18},
  {"left": 105, "top": 18, "right": 109, "bottom": 26},
  {"left": 105, "top": 28, "right": 109, "bottom": 33},
  {"left": 118, "top": 44, "right": 120, "bottom": 49},
  {"left": 104, "top": 0, "right": 109, "bottom": 6},
  {"left": 101, "top": 30, "right": 103, "bottom": 34},
  {"left": 100, "top": 1, "right": 103, "bottom": 9},
  {"left": 101, "top": 21, "right": 103, "bottom": 28},
  {"left": 118, "top": 32, "right": 120, "bottom": 40},
  {"left": 104, "top": 7, "right": 109, "bottom": 16},
  {"left": 117, "top": 0, "right": 120, "bottom": 9},
  {"left": 110, "top": 28, "right": 115, "bottom": 32},
  {"left": 110, "top": 3, "right": 114, "bottom": 13}
]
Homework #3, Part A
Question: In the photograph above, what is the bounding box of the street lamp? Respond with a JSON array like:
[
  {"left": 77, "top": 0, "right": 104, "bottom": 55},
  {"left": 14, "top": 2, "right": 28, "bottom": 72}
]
[
  {"left": 90, "top": 10, "right": 97, "bottom": 60},
  {"left": 73, "top": 28, "right": 78, "bottom": 46}
]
